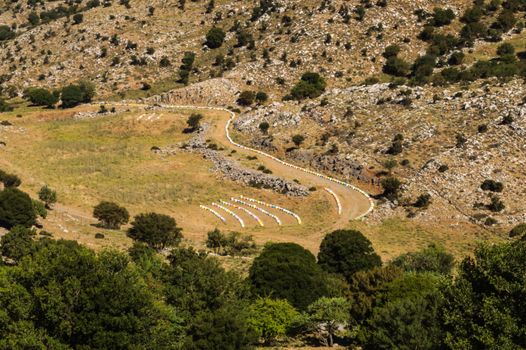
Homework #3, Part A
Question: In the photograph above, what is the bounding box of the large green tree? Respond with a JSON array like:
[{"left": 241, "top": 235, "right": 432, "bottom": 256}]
[
  {"left": 247, "top": 297, "right": 299, "bottom": 345},
  {"left": 0, "top": 239, "right": 185, "bottom": 348},
  {"left": 93, "top": 201, "right": 129, "bottom": 229},
  {"left": 128, "top": 213, "right": 183, "bottom": 250},
  {"left": 441, "top": 241, "right": 526, "bottom": 349},
  {"left": 0, "top": 188, "right": 37, "bottom": 229},
  {"left": 249, "top": 243, "right": 328, "bottom": 310},
  {"left": 318, "top": 230, "right": 382, "bottom": 282}
]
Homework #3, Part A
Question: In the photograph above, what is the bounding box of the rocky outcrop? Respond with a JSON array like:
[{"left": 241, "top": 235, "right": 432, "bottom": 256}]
[{"left": 158, "top": 124, "right": 309, "bottom": 197}]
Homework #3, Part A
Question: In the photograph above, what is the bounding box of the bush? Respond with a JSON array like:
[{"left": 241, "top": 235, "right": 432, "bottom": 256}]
[
  {"left": 509, "top": 223, "right": 526, "bottom": 238},
  {"left": 390, "top": 244, "right": 454, "bottom": 274},
  {"left": 237, "top": 91, "right": 256, "bottom": 106},
  {"left": 382, "top": 45, "right": 400, "bottom": 59},
  {"left": 292, "top": 134, "right": 305, "bottom": 147},
  {"left": 0, "top": 170, "right": 21, "bottom": 188},
  {"left": 93, "top": 201, "right": 129, "bottom": 229},
  {"left": 249, "top": 243, "right": 329, "bottom": 310},
  {"left": 481, "top": 179, "right": 504, "bottom": 192},
  {"left": 255, "top": 91, "right": 268, "bottom": 103},
  {"left": 205, "top": 27, "right": 226, "bottom": 49},
  {"left": 186, "top": 113, "right": 203, "bottom": 131},
  {"left": 0, "top": 226, "right": 36, "bottom": 261},
  {"left": 60, "top": 80, "right": 95, "bottom": 108},
  {"left": 497, "top": 42, "right": 515, "bottom": 56},
  {"left": 318, "top": 229, "right": 382, "bottom": 282},
  {"left": 414, "top": 193, "right": 432, "bottom": 208},
  {"left": 247, "top": 298, "right": 299, "bottom": 345},
  {"left": 38, "top": 185, "right": 57, "bottom": 209},
  {"left": 128, "top": 212, "right": 183, "bottom": 250},
  {"left": 383, "top": 57, "right": 411, "bottom": 77},
  {"left": 0, "top": 25, "right": 15, "bottom": 41},
  {"left": 0, "top": 188, "right": 37, "bottom": 229},
  {"left": 258, "top": 121, "right": 269, "bottom": 134},
  {"left": 431, "top": 7, "right": 455, "bottom": 27},
  {"left": 381, "top": 177, "right": 402, "bottom": 201},
  {"left": 0, "top": 99, "right": 13, "bottom": 112},
  {"left": 178, "top": 52, "right": 195, "bottom": 85},
  {"left": 26, "top": 87, "right": 59, "bottom": 108},
  {"left": 290, "top": 72, "right": 326, "bottom": 100},
  {"left": 72, "top": 13, "right": 83, "bottom": 24}
]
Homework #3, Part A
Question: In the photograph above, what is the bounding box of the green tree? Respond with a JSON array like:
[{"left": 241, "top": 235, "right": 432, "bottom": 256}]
[
  {"left": 307, "top": 297, "right": 350, "bottom": 347},
  {"left": 0, "top": 188, "right": 37, "bottom": 229},
  {"left": 206, "top": 228, "right": 226, "bottom": 254},
  {"left": 26, "top": 88, "right": 59, "bottom": 108},
  {"left": 255, "top": 91, "right": 268, "bottom": 103},
  {"left": 0, "top": 25, "right": 15, "bottom": 41},
  {"left": 205, "top": 27, "right": 226, "bottom": 49},
  {"left": 164, "top": 247, "right": 256, "bottom": 349},
  {"left": 247, "top": 297, "right": 299, "bottom": 345},
  {"left": 93, "top": 201, "right": 129, "bottom": 229},
  {"left": 128, "top": 213, "right": 183, "bottom": 250},
  {"left": 237, "top": 91, "right": 256, "bottom": 106},
  {"left": 381, "top": 176, "right": 401, "bottom": 201},
  {"left": 0, "top": 226, "right": 36, "bottom": 262},
  {"left": 290, "top": 72, "right": 326, "bottom": 100},
  {"left": 442, "top": 241, "right": 526, "bottom": 349},
  {"left": 391, "top": 244, "right": 454, "bottom": 275},
  {"left": 187, "top": 113, "right": 203, "bottom": 131},
  {"left": 0, "top": 170, "right": 21, "bottom": 187},
  {"left": 509, "top": 223, "right": 526, "bottom": 238},
  {"left": 258, "top": 121, "right": 270, "bottom": 134},
  {"left": 38, "top": 185, "right": 57, "bottom": 209},
  {"left": 60, "top": 85, "right": 84, "bottom": 108},
  {"left": 249, "top": 243, "right": 329, "bottom": 310},
  {"left": 0, "top": 239, "right": 185, "bottom": 348},
  {"left": 318, "top": 229, "right": 382, "bottom": 282},
  {"left": 291, "top": 134, "right": 305, "bottom": 147}
]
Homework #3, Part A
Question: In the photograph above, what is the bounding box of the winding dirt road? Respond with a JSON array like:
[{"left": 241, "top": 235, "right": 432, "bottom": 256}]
[{"left": 114, "top": 102, "right": 374, "bottom": 224}]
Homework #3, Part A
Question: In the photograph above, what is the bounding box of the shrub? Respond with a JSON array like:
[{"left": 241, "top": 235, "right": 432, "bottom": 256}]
[
  {"left": 128, "top": 213, "right": 183, "bottom": 250},
  {"left": 414, "top": 193, "right": 432, "bottom": 208},
  {"left": 488, "top": 195, "right": 505, "bottom": 212},
  {"left": 382, "top": 45, "right": 401, "bottom": 59},
  {"left": 205, "top": 27, "right": 226, "bottom": 49},
  {"left": 509, "top": 223, "right": 526, "bottom": 238},
  {"left": 0, "top": 170, "right": 21, "bottom": 188},
  {"left": 178, "top": 52, "right": 195, "bottom": 85},
  {"left": 318, "top": 229, "right": 382, "bottom": 282},
  {"left": 72, "top": 13, "right": 83, "bottom": 24},
  {"left": 431, "top": 7, "right": 455, "bottom": 27},
  {"left": 0, "top": 226, "right": 36, "bottom": 261},
  {"left": 381, "top": 177, "right": 402, "bottom": 201},
  {"left": 0, "top": 99, "right": 13, "bottom": 112},
  {"left": 247, "top": 298, "right": 299, "bottom": 345},
  {"left": 292, "top": 134, "right": 305, "bottom": 147},
  {"left": 255, "top": 91, "right": 268, "bottom": 103},
  {"left": 481, "top": 179, "right": 504, "bottom": 192},
  {"left": 290, "top": 72, "right": 326, "bottom": 100},
  {"left": 249, "top": 243, "right": 329, "bottom": 310},
  {"left": 93, "top": 201, "right": 129, "bottom": 229},
  {"left": 497, "top": 42, "right": 515, "bottom": 56},
  {"left": 26, "top": 87, "right": 59, "bottom": 108},
  {"left": 237, "top": 91, "right": 256, "bottom": 106},
  {"left": 258, "top": 121, "right": 269, "bottom": 134},
  {"left": 0, "top": 25, "right": 15, "bottom": 41},
  {"left": 384, "top": 57, "right": 411, "bottom": 77},
  {"left": 0, "top": 188, "right": 37, "bottom": 229},
  {"left": 38, "top": 185, "right": 57, "bottom": 209},
  {"left": 186, "top": 113, "right": 203, "bottom": 131},
  {"left": 391, "top": 244, "right": 454, "bottom": 275}
]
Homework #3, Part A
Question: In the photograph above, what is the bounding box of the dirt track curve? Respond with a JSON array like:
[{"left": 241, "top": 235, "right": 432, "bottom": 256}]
[{"left": 110, "top": 102, "right": 375, "bottom": 224}]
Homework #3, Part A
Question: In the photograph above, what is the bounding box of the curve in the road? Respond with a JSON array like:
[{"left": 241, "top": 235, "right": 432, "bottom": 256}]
[{"left": 108, "top": 102, "right": 375, "bottom": 221}]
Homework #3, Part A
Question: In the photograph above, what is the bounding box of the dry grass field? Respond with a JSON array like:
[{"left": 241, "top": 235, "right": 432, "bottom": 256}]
[{"left": 0, "top": 103, "right": 499, "bottom": 260}]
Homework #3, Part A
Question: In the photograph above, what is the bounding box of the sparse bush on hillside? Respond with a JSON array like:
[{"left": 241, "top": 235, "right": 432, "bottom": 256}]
[
  {"left": 481, "top": 179, "right": 504, "bottom": 193},
  {"left": 0, "top": 170, "right": 21, "bottom": 188},
  {"left": 128, "top": 213, "right": 183, "bottom": 250},
  {"left": 237, "top": 91, "right": 256, "bottom": 106},
  {"left": 186, "top": 113, "right": 203, "bottom": 131},
  {"left": 93, "top": 201, "right": 129, "bottom": 229},
  {"left": 381, "top": 176, "right": 402, "bottom": 201},
  {"left": 38, "top": 185, "right": 57, "bottom": 209},
  {"left": 205, "top": 27, "right": 225, "bottom": 49},
  {"left": 509, "top": 223, "right": 526, "bottom": 238},
  {"left": 0, "top": 99, "right": 13, "bottom": 112},
  {"left": 178, "top": 51, "right": 195, "bottom": 85},
  {"left": 72, "top": 13, "right": 84, "bottom": 24},
  {"left": 0, "top": 25, "right": 15, "bottom": 41},
  {"left": 25, "top": 87, "right": 59, "bottom": 108},
  {"left": 430, "top": 8, "right": 455, "bottom": 27},
  {"left": 289, "top": 72, "right": 326, "bottom": 100}
]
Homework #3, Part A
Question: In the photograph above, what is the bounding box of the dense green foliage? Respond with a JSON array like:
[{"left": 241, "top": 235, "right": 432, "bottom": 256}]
[
  {"left": 247, "top": 298, "right": 299, "bottom": 344},
  {"left": 289, "top": 72, "right": 326, "bottom": 100},
  {"left": 26, "top": 88, "right": 59, "bottom": 108},
  {"left": 442, "top": 241, "right": 526, "bottom": 349},
  {"left": 128, "top": 212, "right": 183, "bottom": 250},
  {"left": 60, "top": 80, "right": 95, "bottom": 108},
  {"left": 249, "top": 243, "right": 328, "bottom": 310},
  {"left": 0, "top": 188, "right": 37, "bottom": 229},
  {"left": 318, "top": 229, "right": 382, "bottom": 282},
  {"left": 205, "top": 27, "right": 226, "bottom": 49},
  {"left": 93, "top": 201, "right": 129, "bottom": 229},
  {"left": 391, "top": 244, "right": 455, "bottom": 275}
]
